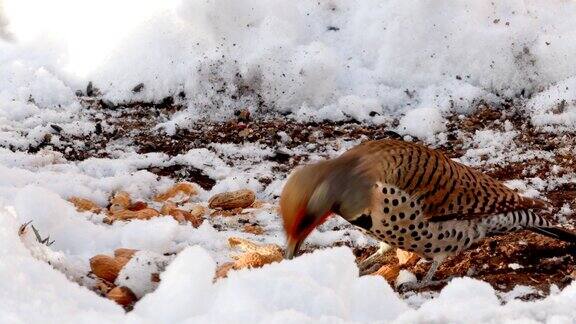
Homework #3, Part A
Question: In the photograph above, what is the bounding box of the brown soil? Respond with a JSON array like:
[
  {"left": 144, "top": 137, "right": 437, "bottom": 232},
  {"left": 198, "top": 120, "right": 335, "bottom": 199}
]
[{"left": 21, "top": 97, "right": 576, "bottom": 297}]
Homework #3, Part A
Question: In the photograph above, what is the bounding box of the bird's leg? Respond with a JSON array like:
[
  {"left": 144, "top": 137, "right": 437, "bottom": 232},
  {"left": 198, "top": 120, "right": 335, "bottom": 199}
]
[
  {"left": 398, "top": 256, "right": 450, "bottom": 292},
  {"left": 358, "top": 242, "right": 392, "bottom": 275},
  {"left": 421, "top": 259, "right": 440, "bottom": 283}
]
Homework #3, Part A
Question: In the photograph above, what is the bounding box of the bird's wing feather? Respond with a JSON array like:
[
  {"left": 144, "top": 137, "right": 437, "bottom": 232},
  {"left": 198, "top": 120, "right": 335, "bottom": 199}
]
[{"left": 347, "top": 139, "right": 550, "bottom": 222}]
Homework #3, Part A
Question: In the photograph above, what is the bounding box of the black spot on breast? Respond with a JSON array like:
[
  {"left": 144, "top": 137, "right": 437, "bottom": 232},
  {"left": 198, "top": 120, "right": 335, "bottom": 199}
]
[
  {"left": 382, "top": 188, "right": 388, "bottom": 194},
  {"left": 399, "top": 212, "right": 405, "bottom": 219},
  {"left": 392, "top": 199, "right": 399, "bottom": 206},
  {"left": 409, "top": 214, "right": 417, "bottom": 220},
  {"left": 350, "top": 214, "right": 372, "bottom": 230},
  {"left": 433, "top": 247, "right": 441, "bottom": 253},
  {"left": 410, "top": 201, "right": 415, "bottom": 208},
  {"left": 401, "top": 196, "right": 407, "bottom": 203},
  {"left": 390, "top": 188, "right": 396, "bottom": 194},
  {"left": 383, "top": 207, "right": 390, "bottom": 213}
]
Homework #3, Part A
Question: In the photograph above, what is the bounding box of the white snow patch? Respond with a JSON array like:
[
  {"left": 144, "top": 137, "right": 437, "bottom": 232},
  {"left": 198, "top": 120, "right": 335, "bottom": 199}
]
[
  {"left": 397, "top": 107, "right": 446, "bottom": 141},
  {"left": 508, "top": 263, "right": 523, "bottom": 270},
  {"left": 395, "top": 270, "right": 417, "bottom": 288}
]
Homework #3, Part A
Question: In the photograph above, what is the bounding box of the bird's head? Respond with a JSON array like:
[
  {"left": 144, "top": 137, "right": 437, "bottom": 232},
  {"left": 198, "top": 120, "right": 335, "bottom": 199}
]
[{"left": 280, "top": 156, "right": 372, "bottom": 259}]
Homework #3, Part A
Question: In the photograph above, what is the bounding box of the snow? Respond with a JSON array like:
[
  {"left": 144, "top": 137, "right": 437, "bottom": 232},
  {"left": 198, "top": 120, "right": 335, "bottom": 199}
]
[
  {"left": 2, "top": 0, "right": 576, "bottom": 129},
  {"left": 395, "top": 270, "right": 417, "bottom": 288},
  {"left": 4, "top": 211, "right": 576, "bottom": 323},
  {"left": 397, "top": 107, "right": 446, "bottom": 141},
  {"left": 116, "top": 251, "right": 170, "bottom": 298},
  {"left": 508, "top": 263, "right": 524, "bottom": 270},
  {"left": 1, "top": 0, "right": 576, "bottom": 322}
]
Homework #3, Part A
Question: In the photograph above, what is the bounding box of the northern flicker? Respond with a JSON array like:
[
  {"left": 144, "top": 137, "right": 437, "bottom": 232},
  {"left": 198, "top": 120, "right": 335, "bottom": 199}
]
[{"left": 280, "top": 139, "right": 576, "bottom": 289}]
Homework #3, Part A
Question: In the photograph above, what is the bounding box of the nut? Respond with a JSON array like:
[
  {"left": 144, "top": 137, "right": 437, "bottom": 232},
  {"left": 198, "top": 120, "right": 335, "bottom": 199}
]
[
  {"left": 169, "top": 209, "right": 187, "bottom": 222},
  {"left": 154, "top": 182, "right": 198, "bottom": 203},
  {"left": 109, "top": 191, "right": 131, "bottom": 213},
  {"left": 209, "top": 189, "right": 256, "bottom": 210},
  {"left": 228, "top": 237, "right": 282, "bottom": 269},
  {"left": 113, "top": 208, "right": 160, "bottom": 221},
  {"left": 243, "top": 224, "right": 264, "bottom": 235},
  {"left": 215, "top": 262, "right": 235, "bottom": 279},
  {"left": 396, "top": 249, "right": 420, "bottom": 267},
  {"left": 185, "top": 205, "right": 205, "bottom": 228},
  {"left": 90, "top": 255, "right": 122, "bottom": 282},
  {"left": 114, "top": 248, "right": 137, "bottom": 267},
  {"left": 107, "top": 286, "right": 137, "bottom": 306},
  {"left": 94, "top": 279, "right": 115, "bottom": 295},
  {"left": 189, "top": 204, "right": 207, "bottom": 219},
  {"left": 114, "top": 248, "right": 138, "bottom": 259},
  {"left": 128, "top": 201, "right": 148, "bottom": 211},
  {"left": 68, "top": 197, "right": 101, "bottom": 213},
  {"left": 160, "top": 201, "right": 177, "bottom": 215},
  {"left": 372, "top": 264, "right": 400, "bottom": 284},
  {"left": 162, "top": 202, "right": 204, "bottom": 227}
]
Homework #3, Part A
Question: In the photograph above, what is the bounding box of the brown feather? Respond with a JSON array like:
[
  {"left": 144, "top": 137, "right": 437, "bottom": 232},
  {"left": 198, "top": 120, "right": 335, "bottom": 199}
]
[{"left": 341, "top": 139, "right": 549, "bottom": 222}]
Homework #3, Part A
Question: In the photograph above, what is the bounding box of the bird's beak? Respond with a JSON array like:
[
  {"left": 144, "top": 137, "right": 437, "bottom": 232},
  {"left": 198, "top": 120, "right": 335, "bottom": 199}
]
[{"left": 285, "top": 236, "right": 303, "bottom": 260}]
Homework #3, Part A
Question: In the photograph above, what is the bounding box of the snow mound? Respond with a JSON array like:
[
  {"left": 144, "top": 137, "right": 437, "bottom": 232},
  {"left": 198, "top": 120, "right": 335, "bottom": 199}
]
[
  {"left": 3, "top": 201, "right": 576, "bottom": 323},
  {"left": 3, "top": 0, "right": 576, "bottom": 129}
]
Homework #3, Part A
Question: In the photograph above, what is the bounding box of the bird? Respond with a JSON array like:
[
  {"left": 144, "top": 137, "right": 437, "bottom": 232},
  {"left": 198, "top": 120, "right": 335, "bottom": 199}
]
[{"left": 280, "top": 139, "right": 576, "bottom": 289}]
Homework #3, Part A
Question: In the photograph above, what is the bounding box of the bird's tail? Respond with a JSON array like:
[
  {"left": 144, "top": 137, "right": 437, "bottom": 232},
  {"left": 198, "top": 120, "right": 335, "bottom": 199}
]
[
  {"left": 529, "top": 226, "right": 576, "bottom": 244},
  {"left": 521, "top": 209, "right": 576, "bottom": 243},
  {"left": 485, "top": 210, "right": 576, "bottom": 244}
]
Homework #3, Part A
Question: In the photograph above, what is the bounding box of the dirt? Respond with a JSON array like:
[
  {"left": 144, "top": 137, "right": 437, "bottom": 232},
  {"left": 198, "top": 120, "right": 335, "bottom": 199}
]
[{"left": 22, "top": 97, "right": 576, "bottom": 298}]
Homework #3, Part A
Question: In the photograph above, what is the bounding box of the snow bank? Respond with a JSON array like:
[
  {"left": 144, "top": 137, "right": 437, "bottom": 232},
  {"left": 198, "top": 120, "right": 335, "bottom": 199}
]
[
  {"left": 3, "top": 0, "right": 576, "bottom": 133},
  {"left": 133, "top": 246, "right": 408, "bottom": 323},
  {"left": 3, "top": 205, "right": 576, "bottom": 324},
  {"left": 0, "top": 207, "right": 125, "bottom": 323}
]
